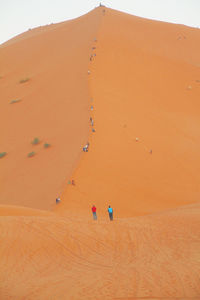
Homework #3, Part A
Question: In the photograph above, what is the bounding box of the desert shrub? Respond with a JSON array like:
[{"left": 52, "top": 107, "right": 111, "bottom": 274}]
[
  {"left": 10, "top": 99, "right": 21, "bottom": 104},
  {"left": 31, "top": 137, "right": 40, "bottom": 145},
  {"left": 19, "top": 78, "right": 30, "bottom": 84},
  {"left": 27, "top": 151, "right": 35, "bottom": 158},
  {"left": 0, "top": 152, "right": 7, "bottom": 158},
  {"left": 44, "top": 143, "right": 51, "bottom": 148}
]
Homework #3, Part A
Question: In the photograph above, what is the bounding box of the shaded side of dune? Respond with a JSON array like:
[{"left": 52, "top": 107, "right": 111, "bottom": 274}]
[{"left": 0, "top": 9, "right": 102, "bottom": 210}]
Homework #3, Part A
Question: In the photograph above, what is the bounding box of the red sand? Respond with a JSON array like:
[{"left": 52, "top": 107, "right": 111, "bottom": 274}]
[{"left": 0, "top": 7, "right": 200, "bottom": 299}]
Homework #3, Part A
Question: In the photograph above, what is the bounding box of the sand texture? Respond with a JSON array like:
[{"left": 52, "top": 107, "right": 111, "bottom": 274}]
[{"left": 0, "top": 6, "right": 200, "bottom": 299}]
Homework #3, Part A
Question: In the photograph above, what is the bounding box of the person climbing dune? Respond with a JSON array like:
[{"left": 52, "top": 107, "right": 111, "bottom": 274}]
[
  {"left": 56, "top": 197, "right": 61, "bottom": 204},
  {"left": 83, "top": 142, "right": 89, "bottom": 152},
  {"left": 92, "top": 205, "right": 97, "bottom": 220},
  {"left": 90, "top": 117, "right": 94, "bottom": 126},
  {"left": 108, "top": 205, "right": 113, "bottom": 221}
]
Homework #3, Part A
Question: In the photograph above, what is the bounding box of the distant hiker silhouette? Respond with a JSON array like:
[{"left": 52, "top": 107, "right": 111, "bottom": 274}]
[
  {"left": 90, "top": 117, "right": 94, "bottom": 126},
  {"left": 56, "top": 197, "right": 61, "bottom": 204},
  {"left": 108, "top": 205, "right": 113, "bottom": 221},
  {"left": 83, "top": 142, "right": 89, "bottom": 152},
  {"left": 92, "top": 205, "right": 97, "bottom": 220}
]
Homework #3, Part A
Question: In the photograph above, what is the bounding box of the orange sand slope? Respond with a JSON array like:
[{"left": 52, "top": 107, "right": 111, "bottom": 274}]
[
  {"left": 0, "top": 205, "right": 53, "bottom": 216},
  {"left": 0, "top": 6, "right": 200, "bottom": 215},
  {"left": 0, "top": 9, "right": 102, "bottom": 209},
  {"left": 58, "top": 8, "right": 200, "bottom": 217},
  {"left": 0, "top": 6, "right": 200, "bottom": 299},
  {"left": 0, "top": 204, "right": 200, "bottom": 299}
]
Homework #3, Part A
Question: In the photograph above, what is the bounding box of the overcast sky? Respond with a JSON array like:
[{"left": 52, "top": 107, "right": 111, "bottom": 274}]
[{"left": 1, "top": 0, "right": 200, "bottom": 44}]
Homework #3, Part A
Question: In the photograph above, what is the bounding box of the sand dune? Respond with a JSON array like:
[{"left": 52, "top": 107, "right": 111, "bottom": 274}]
[
  {"left": 0, "top": 205, "right": 53, "bottom": 216},
  {"left": 0, "top": 6, "right": 200, "bottom": 299},
  {"left": 0, "top": 204, "right": 200, "bottom": 299},
  {"left": 0, "top": 8, "right": 102, "bottom": 209},
  {"left": 57, "top": 8, "right": 200, "bottom": 218}
]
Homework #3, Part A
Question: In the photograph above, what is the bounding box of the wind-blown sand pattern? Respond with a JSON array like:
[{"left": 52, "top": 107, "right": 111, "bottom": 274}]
[{"left": 0, "top": 6, "right": 200, "bottom": 299}]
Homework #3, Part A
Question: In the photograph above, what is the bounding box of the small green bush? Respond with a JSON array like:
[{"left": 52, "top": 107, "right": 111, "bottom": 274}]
[
  {"left": 10, "top": 99, "right": 21, "bottom": 104},
  {"left": 27, "top": 151, "right": 35, "bottom": 158},
  {"left": 44, "top": 143, "right": 51, "bottom": 148},
  {"left": 0, "top": 152, "right": 7, "bottom": 158},
  {"left": 19, "top": 78, "right": 30, "bottom": 84},
  {"left": 31, "top": 137, "right": 40, "bottom": 145}
]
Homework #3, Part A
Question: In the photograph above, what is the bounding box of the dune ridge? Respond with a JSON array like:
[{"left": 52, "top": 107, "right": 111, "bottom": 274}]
[
  {"left": 57, "top": 7, "right": 200, "bottom": 218},
  {"left": 0, "top": 6, "right": 200, "bottom": 299}
]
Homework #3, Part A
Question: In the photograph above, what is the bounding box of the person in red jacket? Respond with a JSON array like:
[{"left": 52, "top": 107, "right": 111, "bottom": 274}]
[{"left": 92, "top": 205, "right": 97, "bottom": 220}]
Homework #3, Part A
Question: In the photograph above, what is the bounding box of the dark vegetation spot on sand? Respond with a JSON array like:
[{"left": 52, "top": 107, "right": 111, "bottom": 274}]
[
  {"left": 31, "top": 138, "right": 40, "bottom": 145},
  {"left": 19, "top": 78, "right": 30, "bottom": 84},
  {"left": 0, "top": 152, "right": 7, "bottom": 159},
  {"left": 27, "top": 151, "right": 36, "bottom": 158},
  {"left": 10, "top": 99, "right": 21, "bottom": 104}
]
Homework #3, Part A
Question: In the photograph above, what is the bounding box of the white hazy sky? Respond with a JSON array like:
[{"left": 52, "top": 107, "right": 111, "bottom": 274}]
[{"left": 1, "top": 0, "right": 200, "bottom": 44}]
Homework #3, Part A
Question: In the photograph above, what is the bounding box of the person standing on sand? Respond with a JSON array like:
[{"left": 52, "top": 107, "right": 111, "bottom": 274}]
[
  {"left": 108, "top": 205, "right": 113, "bottom": 221},
  {"left": 92, "top": 205, "right": 97, "bottom": 220},
  {"left": 56, "top": 197, "right": 61, "bottom": 204}
]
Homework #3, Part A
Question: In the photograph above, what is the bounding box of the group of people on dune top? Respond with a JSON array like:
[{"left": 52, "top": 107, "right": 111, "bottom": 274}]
[{"left": 92, "top": 205, "right": 113, "bottom": 221}]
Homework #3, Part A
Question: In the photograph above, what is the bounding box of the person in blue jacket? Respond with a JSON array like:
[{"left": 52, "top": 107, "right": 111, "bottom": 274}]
[{"left": 108, "top": 205, "right": 113, "bottom": 221}]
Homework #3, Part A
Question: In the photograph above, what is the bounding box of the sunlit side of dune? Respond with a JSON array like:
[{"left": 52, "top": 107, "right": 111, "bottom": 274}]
[{"left": 0, "top": 204, "right": 200, "bottom": 299}]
